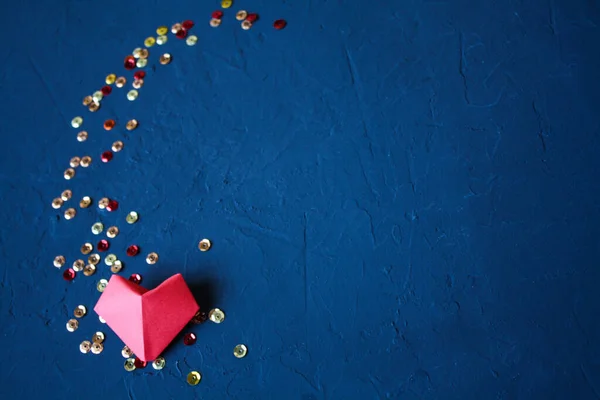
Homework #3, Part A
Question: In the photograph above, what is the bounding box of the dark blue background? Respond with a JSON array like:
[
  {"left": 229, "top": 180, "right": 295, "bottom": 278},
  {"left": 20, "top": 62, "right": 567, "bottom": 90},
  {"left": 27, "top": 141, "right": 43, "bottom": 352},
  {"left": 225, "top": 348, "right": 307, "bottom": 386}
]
[{"left": 1, "top": 0, "right": 599, "bottom": 398}]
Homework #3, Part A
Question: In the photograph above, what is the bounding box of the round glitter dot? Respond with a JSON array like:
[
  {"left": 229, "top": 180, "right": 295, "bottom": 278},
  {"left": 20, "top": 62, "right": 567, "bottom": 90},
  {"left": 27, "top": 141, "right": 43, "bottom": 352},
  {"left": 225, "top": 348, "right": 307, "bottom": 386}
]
[
  {"left": 187, "top": 371, "right": 202, "bottom": 386},
  {"left": 274, "top": 19, "right": 287, "bottom": 30},
  {"left": 69, "top": 157, "right": 80, "bottom": 168},
  {"left": 182, "top": 20, "right": 195, "bottom": 30},
  {"left": 91, "top": 342, "right": 104, "bottom": 354},
  {"left": 212, "top": 10, "right": 223, "bottom": 19},
  {"left": 52, "top": 198, "right": 63, "bottom": 209},
  {"left": 198, "top": 239, "right": 212, "bottom": 252},
  {"left": 80, "top": 340, "right": 91, "bottom": 353},
  {"left": 77, "top": 131, "right": 88, "bottom": 142},
  {"left": 98, "top": 198, "right": 109, "bottom": 209},
  {"left": 99, "top": 316, "right": 106, "bottom": 323},
  {"left": 129, "top": 273, "right": 142, "bottom": 284},
  {"left": 74, "top": 305, "right": 87, "bottom": 318},
  {"left": 64, "top": 168, "right": 75, "bottom": 180},
  {"left": 183, "top": 333, "right": 197, "bottom": 346},
  {"left": 127, "top": 245, "right": 140, "bottom": 257},
  {"left": 122, "top": 346, "right": 133, "bottom": 358},
  {"left": 132, "top": 79, "right": 144, "bottom": 89},
  {"left": 208, "top": 308, "right": 225, "bottom": 323},
  {"left": 132, "top": 47, "right": 142, "bottom": 58},
  {"left": 139, "top": 49, "right": 149, "bottom": 59},
  {"left": 63, "top": 268, "right": 76, "bottom": 281},
  {"left": 103, "top": 119, "right": 115, "bottom": 131},
  {"left": 115, "top": 77, "right": 126, "bottom": 88},
  {"left": 186, "top": 35, "right": 198, "bottom": 46},
  {"left": 66, "top": 318, "right": 79, "bottom": 332},
  {"left": 156, "top": 26, "right": 168, "bottom": 35},
  {"left": 241, "top": 20, "right": 252, "bottom": 30},
  {"left": 126, "top": 119, "right": 138, "bottom": 130},
  {"left": 134, "top": 358, "right": 147, "bottom": 369},
  {"left": 71, "top": 116, "right": 83, "bottom": 128},
  {"left": 54, "top": 255, "right": 66, "bottom": 268},
  {"left": 92, "top": 331, "right": 105, "bottom": 343},
  {"left": 126, "top": 211, "right": 139, "bottom": 224},
  {"left": 176, "top": 29, "right": 188, "bottom": 38},
  {"left": 146, "top": 252, "right": 159, "bottom": 265},
  {"left": 124, "top": 55, "right": 136, "bottom": 70},
  {"left": 144, "top": 37, "right": 156, "bottom": 47},
  {"left": 104, "top": 254, "right": 117, "bottom": 266},
  {"left": 124, "top": 358, "right": 136, "bottom": 372},
  {"left": 80, "top": 156, "right": 92, "bottom": 167},
  {"left": 105, "top": 74, "right": 116, "bottom": 84},
  {"left": 159, "top": 54, "right": 172, "bottom": 65},
  {"left": 88, "top": 253, "right": 100, "bottom": 265},
  {"left": 88, "top": 102, "right": 100, "bottom": 112},
  {"left": 97, "top": 239, "right": 110, "bottom": 252},
  {"left": 111, "top": 260, "right": 123, "bottom": 273},
  {"left": 236, "top": 10, "right": 247, "bottom": 21},
  {"left": 101, "top": 151, "right": 113, "bottom": 163},
  {"left": 81, "top": 243, "right": 93, "bottom": 255},
  {"left": 79, "top": 196, "right": 92, "bottom": 208},
  {"left": 171, "top": 23, "right": 182, "bottom": 34},
  {"left": 92, "top": 91, "right": 104, "bottom": 103},
  {"left": 106, "top": 226, "right": 119, "bottom": 238},
  {"left": 64, "top": 208, "right": 77, "bottom": 220},
  {"left": 221, "top": 0, "right": 232, "bottom": 8},
  {"left": 136, "top": 58, "right": 148, "bottom": 68},
  {"left": 156, "top": 35, "right": 168, "bottom": 45},
  {"left": 191, "top": 310, "right": 207, "bottom": 324},
  {"left": 246, "top": 13, "right": 258, "bottom": 23},
  {"left": 61, "top": 189, "right": 72, "bottom": 201},
  {"left": 127, "top": 90, "right": 139, "bottom": 101},
  {"left": 112, "top": 141, "right": 124, "bottom": 152},
  {"left": 97, "top": 279, "right": 108, "bottom": 292},
  {"left": 233, "top": 344, "right": 248, "bottom": 358},
  {"left": 101, "top": 85, "right": 112, "bottom": 95},
  {"left": 210, "top": 18, "right": 221, "bottom": 28},
  {"left": 82, "top": 95, "right": 93, "bottom": 106},
  {"left": 83, "top": 264, "right": 96, "bottom": 276},
  {"left": 106, "top": 200, "right": 119, "bottom": 212},
  {"left": 72, "top": 259, "right": 85, "bottom": 271},
  {"left": 134, "top": 71, "right": 146, "bottom": 80},
  {"left": 152, "top": 357, "right": 166, "bottom": 370}
]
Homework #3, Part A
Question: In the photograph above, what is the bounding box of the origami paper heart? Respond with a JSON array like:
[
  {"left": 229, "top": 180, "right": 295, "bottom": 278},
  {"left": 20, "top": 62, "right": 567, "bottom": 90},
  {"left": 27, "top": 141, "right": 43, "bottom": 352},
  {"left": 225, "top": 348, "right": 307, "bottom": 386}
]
[{"left": 94, "top": 273, "right": 199, "bottom": 362}]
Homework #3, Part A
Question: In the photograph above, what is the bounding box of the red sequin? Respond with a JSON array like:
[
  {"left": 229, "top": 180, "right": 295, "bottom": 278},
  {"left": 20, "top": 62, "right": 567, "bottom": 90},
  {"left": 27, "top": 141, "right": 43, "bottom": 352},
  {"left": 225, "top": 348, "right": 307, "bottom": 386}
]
[
  {"left": 134, "top": 357, "right": 147, "bottom": 368},
  {"left": 124, "top": 56, "right": 136, "bottom": 70},
  {"left": 273, "top": 19, "right": 287, "bottom": 30},
  {"left": 63, "top": 268, "right": 76, "bottom": 281},
  {"left": 129, "top": 274, "right": 142, "bottom": 284},
  {"left": 246, "top": 13, "right": 258, "bottom": 23},
  {"left": 126, "top": 245, "right": 140, "bottom": 257},
  {"left": 175, "top": 29, "right": 187, "bottom": 39},
  {"left": 101, "top": 85, "right": 112, "bottom": 95},
  {"left": 183, "top": 332, "right": 197, "bottom": 346},
  {"left": 106, "top": 199, "right": 119, "bottom": 212},
  {"left": 134, "top": 71, "right": 146, "bottom": 80},
  {"left": 97, "top": 240, "right": 110, "bottom": 252},
  {"left": 101, "top": 151, "right": 113, "bottom": 163},
  {"left": 182, "top": 20, "right": 194, "bottom": 30},
  {"left": 211, "top": 10, "right": 223, "bottom": 19}
]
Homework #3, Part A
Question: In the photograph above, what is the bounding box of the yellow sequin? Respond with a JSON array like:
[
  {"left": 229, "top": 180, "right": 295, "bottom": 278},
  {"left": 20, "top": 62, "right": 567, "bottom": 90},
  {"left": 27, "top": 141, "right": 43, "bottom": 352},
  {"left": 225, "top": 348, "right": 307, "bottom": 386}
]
[
  {"left": 105, "top": 74, "right": 116, "bottom": 85},
  {"left": 221, "top": 0, "right": 232, "bottom": 9},
  {"left": 144, "top": 37, "right": 156, "bottom": 47},
  {"left": 156, "top": 26, "right": 168, "bottom": 35}
]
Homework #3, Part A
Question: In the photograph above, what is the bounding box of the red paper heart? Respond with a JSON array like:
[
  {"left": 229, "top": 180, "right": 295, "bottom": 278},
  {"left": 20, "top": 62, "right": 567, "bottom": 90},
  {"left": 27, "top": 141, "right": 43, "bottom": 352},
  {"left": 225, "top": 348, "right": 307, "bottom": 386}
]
[{"left": 94, "top": 273, "right": 199, "bottom": 361}]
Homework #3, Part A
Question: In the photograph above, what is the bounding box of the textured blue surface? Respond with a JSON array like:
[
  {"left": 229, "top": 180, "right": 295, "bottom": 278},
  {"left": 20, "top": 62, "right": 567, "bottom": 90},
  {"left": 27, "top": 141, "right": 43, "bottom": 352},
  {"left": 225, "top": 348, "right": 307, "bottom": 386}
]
[{"left": 1, "top": 0, "right": 600, "bottom": 398}]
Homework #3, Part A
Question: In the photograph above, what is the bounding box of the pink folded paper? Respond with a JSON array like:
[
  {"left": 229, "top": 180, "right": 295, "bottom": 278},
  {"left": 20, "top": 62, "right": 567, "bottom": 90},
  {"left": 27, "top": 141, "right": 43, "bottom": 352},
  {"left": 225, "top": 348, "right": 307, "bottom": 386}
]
[{"left": 94, "top": 273, "right": 199, "bottom": 362}]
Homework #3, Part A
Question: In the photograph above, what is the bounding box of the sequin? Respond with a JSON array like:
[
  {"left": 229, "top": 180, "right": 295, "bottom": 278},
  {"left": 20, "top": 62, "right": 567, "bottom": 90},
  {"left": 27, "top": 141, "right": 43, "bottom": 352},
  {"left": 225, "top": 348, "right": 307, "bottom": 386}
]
[
  {"left": 110, "top": 260, "right": 123, "bottom": 273},
  {"left": 187, "top": 371, "right": 202, "bottom": 386},
  {"left": 136, "top": 58, "right": 148, "bottom": 68},
  {"left": 176, "top": 29, "right": 188, "bottom": 38},
  {"left": 186, "top": 35, "right": 198, "bottom": 46},
  {"left": 80, "top": 340, "right": 91, "bottom": 353},
  {"left": 77, "top": 131, "right": 88, "bottom": 142},
  {"left": 69, "top": 157, "right": 80, "bottom": 168},
  {"left": 210, "top": 18, "right": 221, "bottom": 27},
  {"left": 64, "top": 208, "right": 77, "bottom": 220},
  {"left": 112, "top": 141, "right": 124, "bottom": 152},
  {"left": 91, "top": 342, "right": 104, "bottom": 354},
  {"left": 139, "top": 49, "right": 149, "bottom": 59},
  {"left": 99, "top": 315, "right": 106, "bottom": 323},
  {"left": 156, "top": 35, "right": 168, "bottom": 45},
  {"left": 182, "top": 20, "right": 194, "bottom": 30},
  {"left": 183, "top": 333, "right": 196, "bottom": 345},
  {"left": 72, "top": 259, "right": 85, "bottom": 271},
  {"left": 152, "top": 357, "right": 166, "bottom": 370},
  {"left": 212, "top": 10, "right": 223, "bottom": 19},
  {"left": 80, "top": 156, "right": 92, "bottom": 167},
  {"left": 101, "top": 151, "right": 113, "bottom": 163},
  {"left": 156, "top": 26, "right": 168, "bottom": 35},
  {"left": 83, "top": 264, "right": 96, "bottom": 276},
  {"left": 134, "top": 358, "right": 147, "bottom": 369},
  {"left": 101, "top": 85, "right": 112, "bottom": 95},
  {"left": 81, "top": 243, "right": 93, "bottom": 255},
  {"left": 124, "top": 358, "right": 136, "bottom": 371},
  {"left": 134, "top": 70, "right": 146, "bottom": 80},
  {"left": 63, "top": 268, "right": 76, "bottom": 281},
  {"left": 159, "top": 54, "right": 172, "bottom": 65},
  {"left": 116, "top": 77, "right": 126, "bottom": 88},
  {"left": 106, "top": 74, "right": 116, "bottom": 84},
  {"left": 126, "top": 245, "right": 140, "bottom": 257},
  {"left": 241, "top": 20, "right": 252, "bottom": 30},
  {"left": 122, "top": 346, "right": 133, "bottom": 358},
  {"left": 171, "top": 23, "right": 182, "bottom": 34},
  {"left": 132, "top": 47, "right": 143, "bottom": 58},
  {"left": 126, "top": 211, "right": 139, "bottom": 224},
  {"left": 66, "top": 319, "right": 79, "bottom": 332},
  {"left": 107, "top": 226, "right": 119, "bottom": 238},
  {"left": 221, "top": 0, "right": 232, "bottom": 8},
  {"left": 103, "top": 119, "right": 115, "bottom": 131},
  {"left": 129, "top": 273, "right": 142, "bottom": 284},
  {"left": 198, "top": 239, "right": 212, "bottom": 252},
  {"left": 233, "top": 344, "right": 248, "bottom": 358},
  {"left": 64, "top": 168, "right": 75, "bottom": 180},
  {"left": 98, "top": 198, "right": 109, "bottom": 209},
  {"left": 92, "top": 331, "right": 105, "bottom": 343},
  {"left": 71, "top": 116, "right": 83, "bottom": 128},
  {"left": 144, "top": 37, "right": 156, "bottom": 47},
  {"left": 60, "top": 189, "right": 72, "bottom": 201},
  {"left": 82, "top": 95, "right": 93, "bottom": 106},
  {"left": 92, "top": 91, "right": 103, "bottom": 103},
  {"left": 236, "top": 10, "right": 247, "bottom": 21},
  {"left": 104, "top": 254, "right": 117, "bottom": 266},
  {"left": 246, "top": 13, "right": 258, "bottom": 23},
  {"left": 97, "top": 239, "right": 110, "bottom": 252},
  {"left": 146, "top": 252, "right": 159, "bottom": 265},
  {"left": 97, "top": 279, "right": 108, "bottom": 292},
  {"left": 88, "top": 253, "right": 100, "bottom": 265},
  {"left": 92, "top": 222, "right": 104, "bottom": 235},
  {"left": 127, "top": 90, "right": 139, "bottom": 101},
  {"left": 54, "top": 255, "right": 66, "bottom": 268},
  {"left": 107, "top": 200, "right": 119, "bottom": 212},
  {"left": 88, "top": 102, "right": 100, "bottom": 112},
  {"left": 74, "top": 305, "right": 87, "bottom": 318},
  {"left": 124, "top": 55, "right": 136, "bottom": 70},
  {"left": 79, "top": 196, "right": 92, "bottom": 208},
  {"left": 132, "top": 79, "right": 144, "bottom": 89},
  {"left": 52, "top": 198, "right": 63, "bottom": 209},
  {"left": 126, "top": 119, "right": 138, "bottom": 130},
  {"left": 208, "top": 308, "right": 225, "bottom": 323}
]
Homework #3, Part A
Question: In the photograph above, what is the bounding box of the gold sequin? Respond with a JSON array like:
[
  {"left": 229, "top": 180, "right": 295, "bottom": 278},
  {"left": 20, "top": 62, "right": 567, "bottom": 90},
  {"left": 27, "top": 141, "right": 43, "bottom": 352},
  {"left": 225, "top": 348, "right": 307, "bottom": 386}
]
[
  {"left": 104, "top": 254, "right": 117, "bottom": 266},
  {"left": 88, "top": 253, "right": 100, "bottom": 265},
  {"left": 107, "top": 226, "right": 119, "bottom": 238},
  {"left": 74, "top": 305, "right": 87, "bottom": 318},
  {"left": 233, "top": 344, "right": 248, "bottom": 358},
  {"left": 236, "top": 10, "right": 247, "bottom": 20},
  {"left": 80, "top": 156, "right": 92, "bottom": 167},
  {"left": 124, "top": 358, "right": 136, "bottom": 371},
  {"left": 54, "top": 255, "right": 65, "bottom": 268},
  {"left": 186, "top": 35, "right": 198, "bottom": 46},
  {"left": 136, "top": 59, "right": 147, "bottom": 69},
  {"left": 116, "top": 76, "right": 127, "bottom": 88},
  {"left": 88, "top": 102, "right": 100, "bottom": 112},
  {"left": 97, "top": 279, "right": 108, "bottom": 292},
  {"left": 61, "top": 189, "right": 72, "bottom": 201},
  {"left": 127, "top": 90, "right": 139, "bottom": 101},
  {"left": 132, "top": 79, "right": 143, "bottom": 89},
  {"left": 122, "top": 346, "right": 133, "bottom": 358},
  {"left": 110, "top": 260, "right": 123, "bottom": 273},
  {"left": 126, "top": 119, "right": 138, "bottom": 131},
  {"left": 91, "top": 342, "right": 104, "bottom": 354},
  {"left": 92, "top": 331, "right": 105, "bottom": 343},
  {"left": 210, "top": 18, "right": 222, "bottom": 27},
  {"left": 126, "top": 211, "right": 139, "bottom": 224},
  {"left": 241, "top": 20, "right": 252, "bottom": 30},
  {"left": 52, "top": 198, "right": 63, "bottom": 209},
  {"left": 146, "top": 252, "right": 159, "bottom": 265},
  {"left": 72, "top": 259, "right": 85, "bottom": 271},
  {"left": 208, "top": 308, "right": 225, "bottom": 323},
  {"left": 171, "top": 23, "right": 182, "bottom": 34},
  {"left": 187, "top": 371, "right": 202, "bottom": 386},
  {"left": 99, "top": 315, "right": 106, "bottom": 324},
  {"left": 92, "top": 91, "right": 103, "bottom": 103},
  {"left": 81, "top": 243, "right": 93, "bottom": 255},
  {"left": 82, "top": 95, "right": 93, "bottom": 106},
  {"left": 159, "top": 53, "right": 172, "bottom": 65},
  {"left": 106, "top": 74, "right": 117, "bottom": 85},
  {"left": 71, "top": 116, "right": 83, "bottom": 128},
  {"left": 79, "top": 196, "right": 92, "bottom": 208},
  {"left": 80, "top": 340, "right": 91, "bottom": 353},
  {"left": 144, "top": 37, "right": 156, "bottom": 47},
  {"left": 98, "top": 198, "right": 109, "bottom": 209},
  {"left": 198, "top": 239, "right": 211, "bottom": 252},
  {"left": 221, "top": 0, "right": 232, "bottom": 8},
  {"left": 69, "top": 157, "right": 80, "bottom": 168},
  {"left": 64, "top": 168, "right": 75, "bottom": 180},
  {"left": 64, "top": 208, "right": 77, "bottom": 220},
  {"left": 66, "top": 319, "right": 79, "bottom": 332},
  {"left": 152, "top": 357, "right": 166, "bottom": 370},
  {"left": 83, "top": 264, "right": 96, "bottom": 276},
  {"left": 132, "top": 47, "right": 142, "bottom": 58},
  {"left": 77, "top": 131, "right": 88, "bottom": 142},
  {"left": 156, "top": 26, "right": 168, "bottom": 35},
  {"left": 156, "top": 35, "right": 168, "bottom": 45},
  {"left": 91, "top": 222, "right": 104, "bottom": 235},
  {"left": 112, "top": 141, "right": 124, "bottom": 152}
]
